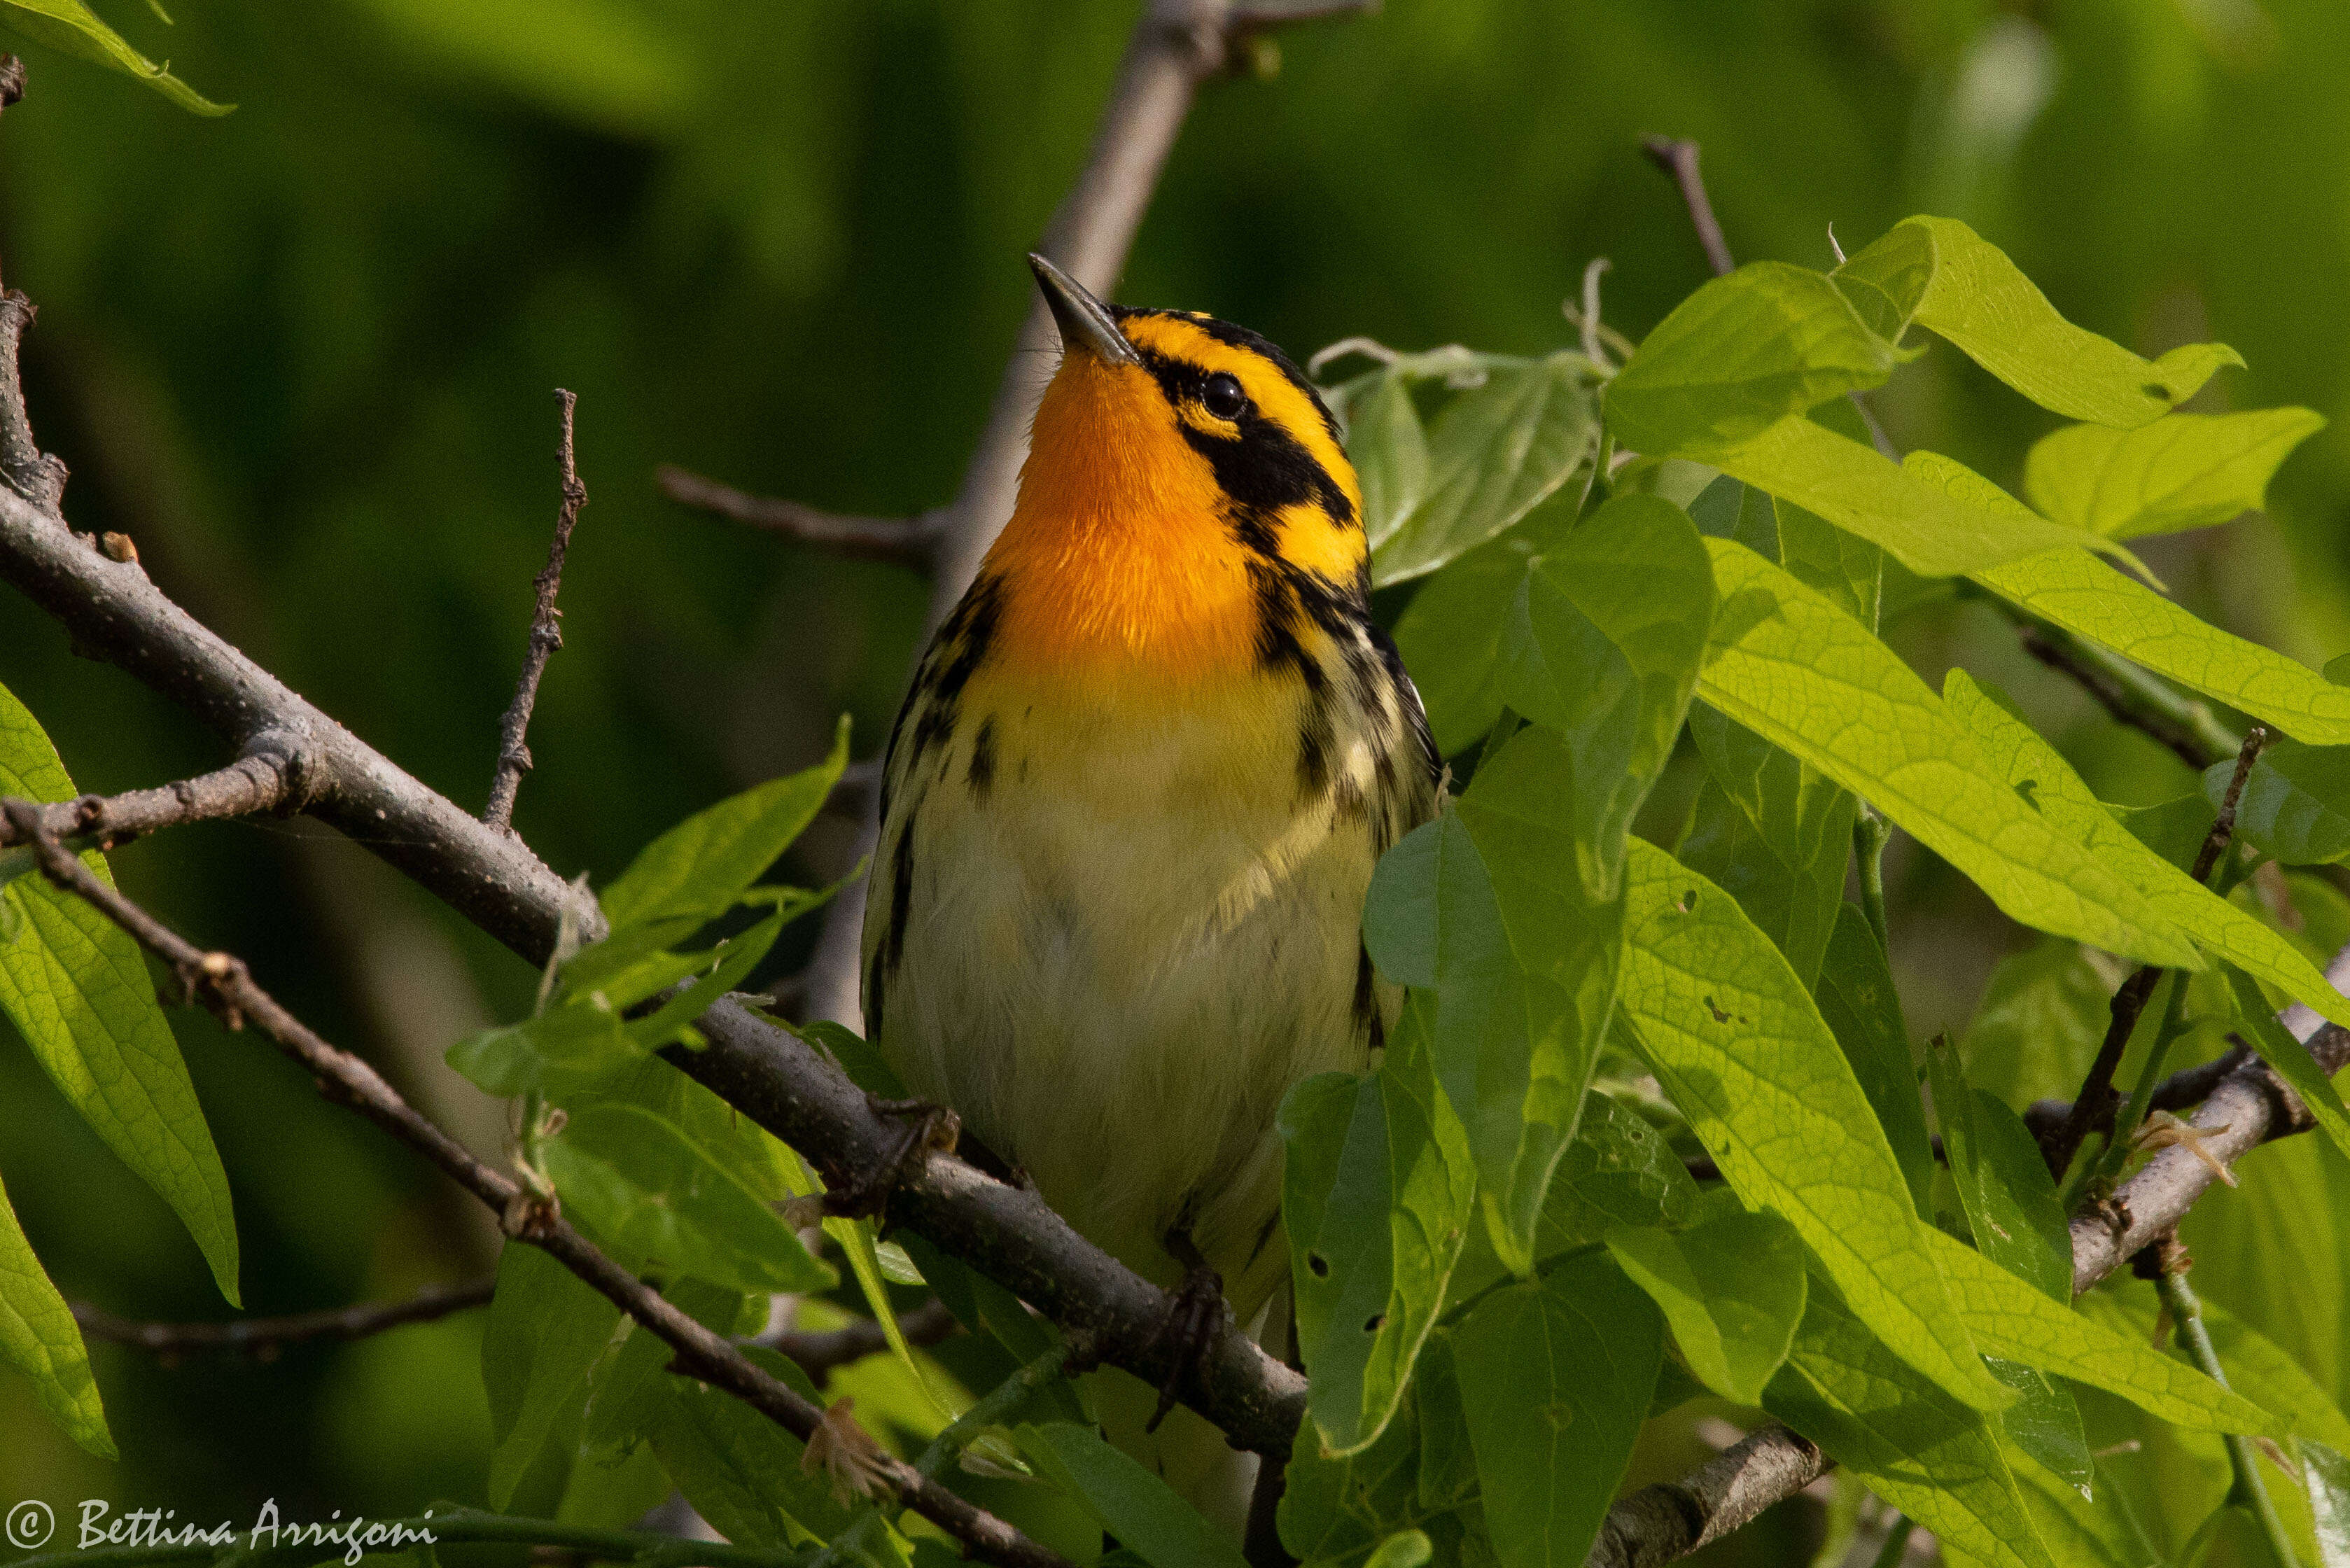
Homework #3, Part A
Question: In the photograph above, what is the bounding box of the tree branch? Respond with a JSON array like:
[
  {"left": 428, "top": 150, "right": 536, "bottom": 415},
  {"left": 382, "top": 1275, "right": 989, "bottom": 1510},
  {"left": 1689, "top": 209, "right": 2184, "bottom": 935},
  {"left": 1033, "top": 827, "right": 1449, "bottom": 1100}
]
[
  {"left": 1589, "top": 1423, "right": 1826, "bottom": 1568},
  {"left": 657, "top": 466, "right": 944, "bottom": 568},
  {"left": 0, "top": 746, "right": 295, "bottom": 854},
  {"left": 1639, "top": 137, "right": 1734, "bottom": 280},
  {"left": 1, "top": 802, "right": 1070, "bottom": 1568},
  {"left": 0, "top": 288, "right": 67, "bottom": 512},
  {"left": 2010, "top": 617, "right": 2236, "bottom": 771},
  {"left": 484, "top": 389, "right": 587, "bottom": 834},
  {"left": 72, "top": 1276, "right": 494, "bottom": 1362}
]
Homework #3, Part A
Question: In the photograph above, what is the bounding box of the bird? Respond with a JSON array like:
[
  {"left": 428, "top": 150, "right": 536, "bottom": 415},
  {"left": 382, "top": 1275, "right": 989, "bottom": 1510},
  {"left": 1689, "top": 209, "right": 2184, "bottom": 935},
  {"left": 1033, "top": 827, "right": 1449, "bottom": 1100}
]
[{"left": 858, "top": 254, "right": 1439, "bottom": 1521}]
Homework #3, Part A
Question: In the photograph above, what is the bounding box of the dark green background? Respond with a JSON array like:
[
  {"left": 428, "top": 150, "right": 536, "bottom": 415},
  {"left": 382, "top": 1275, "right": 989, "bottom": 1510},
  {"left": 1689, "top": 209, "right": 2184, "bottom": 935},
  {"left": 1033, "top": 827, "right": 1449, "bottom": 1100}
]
[{"left": 3, "top": 1, "right": 2347, "bottom": 1562}]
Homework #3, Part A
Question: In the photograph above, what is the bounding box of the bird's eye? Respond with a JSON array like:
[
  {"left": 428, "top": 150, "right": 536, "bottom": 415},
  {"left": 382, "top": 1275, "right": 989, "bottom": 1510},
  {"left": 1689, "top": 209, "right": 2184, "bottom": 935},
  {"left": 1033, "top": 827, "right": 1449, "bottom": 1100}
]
[{"left": 1203, "top": 372, "right": 1247, "bottom": 419}]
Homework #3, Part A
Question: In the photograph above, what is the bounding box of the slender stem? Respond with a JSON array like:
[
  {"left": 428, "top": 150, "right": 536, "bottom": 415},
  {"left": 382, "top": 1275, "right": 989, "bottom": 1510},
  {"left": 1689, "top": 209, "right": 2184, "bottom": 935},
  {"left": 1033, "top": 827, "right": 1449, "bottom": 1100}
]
[
  {"left": 484, "top": 389, "right": 587, "bottom": 834},
  {"left": 2156, "top": 1265, "right": 2302, "bottom": 1568},
  {"left": 72, "top": 1276, "right": 494, "bottom": 1359},
  {"left": 1639, "top": 137, "right": 1734, "bottom": 277},
  {"left": 2079, "top": 971, "right": 2192, "bottom": 1200},
  {"left": 1980, "top": 592, "right": 2241, "bottom": 769},
  {"left": 1853, "top": 806, "right": 1891, "bottom": 956},
  {"left": 4, "top": 1506, "right": 813, "bottom": 1568}
]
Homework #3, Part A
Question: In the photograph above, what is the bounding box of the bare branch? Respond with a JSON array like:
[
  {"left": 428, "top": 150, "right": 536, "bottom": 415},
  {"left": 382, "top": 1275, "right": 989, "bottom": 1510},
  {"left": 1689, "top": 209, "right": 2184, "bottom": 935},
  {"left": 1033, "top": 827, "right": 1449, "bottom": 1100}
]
[
  {"left": 2043, "top": 725, "right": 2268, "bottom": 1180},
  {"left": 1590, "top": 1424, "right": 1827, "bottom": 1568},
  {"left": 657, "top": 465, "right": 944, "bottom": 568},
  {"left": 1639, "top": 136, "right": 1733, "bottom": 279},
  {"left": 0, "top": 746, "right": 295, "bottom": 853},
  {"left": 0, "top": 290, "right": 67, "bottom": 513},
  {"left": 1, "top": 802, "right": 1070, "bottom": 1568},
  {"left": 73, "top": 1275, "right": 494, "bottom": 1362},
  {"left": 484, "top": 391, "right": 588, "bottom": 834},
  {"left": 2013, "top": 619, "right": 2233, "bottom": 770}
]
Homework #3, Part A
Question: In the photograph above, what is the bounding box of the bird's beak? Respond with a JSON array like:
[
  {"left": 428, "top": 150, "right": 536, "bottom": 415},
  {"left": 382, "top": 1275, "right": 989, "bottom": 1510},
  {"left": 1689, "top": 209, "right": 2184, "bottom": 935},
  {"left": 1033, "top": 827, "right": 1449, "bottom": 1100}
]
[{"left": 1028, "top": 253, "right": 1140, "bottom": 368}]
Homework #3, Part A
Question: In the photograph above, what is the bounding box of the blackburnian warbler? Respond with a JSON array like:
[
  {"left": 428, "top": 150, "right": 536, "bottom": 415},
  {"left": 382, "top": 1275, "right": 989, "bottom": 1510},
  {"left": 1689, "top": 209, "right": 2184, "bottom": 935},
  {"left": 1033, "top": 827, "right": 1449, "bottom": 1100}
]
[{"left": 860, "top": 255, "right": 1439, "bottom": 1513}]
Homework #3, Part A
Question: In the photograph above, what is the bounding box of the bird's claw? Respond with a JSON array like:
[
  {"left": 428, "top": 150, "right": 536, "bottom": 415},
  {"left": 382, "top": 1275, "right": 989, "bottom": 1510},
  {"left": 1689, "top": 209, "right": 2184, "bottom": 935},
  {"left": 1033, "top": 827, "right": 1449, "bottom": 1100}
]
[
  {"left": 1145, "top": 1236, "right": 1230, "bottom": 1435},
  {"left": 822, "top": 1094, "right": 960, "bottom": 1225}
]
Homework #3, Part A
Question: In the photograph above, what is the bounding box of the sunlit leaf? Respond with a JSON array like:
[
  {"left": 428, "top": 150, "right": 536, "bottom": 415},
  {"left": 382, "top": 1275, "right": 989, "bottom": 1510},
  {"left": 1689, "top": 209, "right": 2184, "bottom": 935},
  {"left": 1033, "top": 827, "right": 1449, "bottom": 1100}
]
[
  {"left": 0, "top": 0, "right": 230, "bottom": 113},
  {"left": 1973, "top": 547, "right": 2350, "bottom": 747},
  {"left": 1619, "top": 837, "right": 2009, "bottom": 1411},
  {"left": 1350, "top": 369, "right": 1430, "bottom": 552},
  {"left": 1605, "top": 261, "right": 1907, "bottom": 456},
  {"left": 1901, "top": 216, "right": 2241, "bottom": 426},
  {"left": 1831, "top": 220, "right": 1936, "bottom": 342},
  {"left": 1698, "top": 540, "right": 2199, "bottom": 967},
  {"left": 0, "top": 1166, "right": 111, "bottom": 1458},
  {"left": 0, "top": 678, "right": 239, "bottom": 1307},
  {"left": 2025, "top": 409, "right": 2324, "bottom": 540}
]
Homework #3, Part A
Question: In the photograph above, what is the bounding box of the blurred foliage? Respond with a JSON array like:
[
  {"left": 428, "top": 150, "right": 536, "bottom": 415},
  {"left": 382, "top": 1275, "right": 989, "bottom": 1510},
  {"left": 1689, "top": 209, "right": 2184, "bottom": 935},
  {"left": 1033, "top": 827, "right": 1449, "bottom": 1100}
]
[{"left": 6, "top": 1, "right": 2350, "bottom": 1564}]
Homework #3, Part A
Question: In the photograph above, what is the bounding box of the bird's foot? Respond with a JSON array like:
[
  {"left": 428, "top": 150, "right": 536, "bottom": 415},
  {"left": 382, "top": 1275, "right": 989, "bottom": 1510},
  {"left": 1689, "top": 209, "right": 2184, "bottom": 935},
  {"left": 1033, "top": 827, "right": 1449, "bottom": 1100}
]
[
  {"left": 1146, "top": 1228, "right": 1231, "bottom": 1434},
  {"left": 822, "top": 1094, "right": 960, "bottom": 1226}
]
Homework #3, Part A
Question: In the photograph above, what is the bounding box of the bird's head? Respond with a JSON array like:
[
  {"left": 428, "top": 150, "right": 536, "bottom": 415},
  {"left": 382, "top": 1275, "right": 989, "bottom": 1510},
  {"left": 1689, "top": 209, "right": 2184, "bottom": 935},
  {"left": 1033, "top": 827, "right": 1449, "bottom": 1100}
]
[{"left": 986, "top": 255, "right": 1366, "bottom": 678}]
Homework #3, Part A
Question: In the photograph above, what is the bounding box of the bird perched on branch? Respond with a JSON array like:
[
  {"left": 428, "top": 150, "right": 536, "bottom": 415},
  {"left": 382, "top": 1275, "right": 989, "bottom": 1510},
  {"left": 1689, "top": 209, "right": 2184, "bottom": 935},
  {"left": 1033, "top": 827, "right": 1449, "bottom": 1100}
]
[{"left": 860, "top": 255, "right": 1438, "bottom": 1520}]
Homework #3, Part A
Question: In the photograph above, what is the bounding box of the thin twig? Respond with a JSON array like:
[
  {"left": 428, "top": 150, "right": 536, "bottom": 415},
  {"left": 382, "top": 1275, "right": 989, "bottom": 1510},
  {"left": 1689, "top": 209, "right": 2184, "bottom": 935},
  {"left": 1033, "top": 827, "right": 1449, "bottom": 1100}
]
[
  {"left": 2148, "top": 1247, "right": 2303, "bottom": 1568},
  {"left": 484, "top": 390, "right": 587, "bottom": 834},
  {"left": 757, "top": 1298, "right": 960, "bottom": 1380},
  {"left": 1578, "top": 257, "right": 1613, "bottom": 365},
  {"left": 2012, "top": 619, "right": 2235, "bottom": 770},
  {"left": 0, "top": 288, "right": 67, "bottom": 512},
  {"left": 2042, "top": 727, "right": 2268, "bottom": 1182},
  {"left": 0, "top": 746, "right": 295, "bottom": 855},
  {"left": 657, "top": 465, "right": 946, "bottom": 569},
  {"left": 0, "top": 803, "right": 1070, "bottom": 1568},
  {"left": 73, "top": 1276, "right": 494, "bottom": 1362},
  {"left": 1639, "top": 136, "right": 1734, "bottom": 279}
]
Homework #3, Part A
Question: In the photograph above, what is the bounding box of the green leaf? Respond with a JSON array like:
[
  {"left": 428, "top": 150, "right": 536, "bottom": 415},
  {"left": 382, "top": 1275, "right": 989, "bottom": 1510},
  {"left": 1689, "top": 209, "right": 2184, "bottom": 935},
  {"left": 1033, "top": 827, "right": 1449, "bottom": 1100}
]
[
  {"left": 1764, "top": 1281, "right": 2055, "bottom": 1568},
  {"left": 1497, "top": 492, "right": 1716, "bottom": 899},
  {"left": 1697, "top": 540, "right": 2199, "bottom": 968},
  {"left": 1014, "top": 1421, "right": 1250, "bottom": 1568},
  {"left": 1689, "top": 473, "right": 1882, "bottom": 627},
  {"left": 1973, "top": 546, "right": 2350, "bottom": 747},
  {"left": 1279, "top": 990, "right": 1476, "bottom": 1455},
  {"left": 2078, "top": 1287, "right": 2350, "bottom": 1451},
  {"left": 446, "top": 995, "right": 645, "bottom": 1097},
  {"left": 2024, "top": 409, "right": 2325, "bottom": 540},
  {"left": 1830, "top": 220, "right": 1937, "bottom": 342},
  {"left": 1390, "top": 501, "right": 1580, "bottom": 757},
  {"left": 580, "top": 1278, "right": 748, "bottom": 1453},
  {"left": 1605, "top": 1210, "right": 1807, "bottom": 1404},
  {"left": 1926, "top": 1036, "right": 2071, "bottom": 1303},
  {"left": 1943, "top": 670, "right": 2350, "bottom": 1028},
  {"left": 0, "top": 0, "right": 231, "bottom": 113},
  {"left": 1370, "top": 353, "right": 1600, "bottom": 586},
  {"left": 540, "top": 1104, "right": 834, "bottom": 1295},
  {"left": 600, "top": 715, "right": 849, "bottom": 932},
  {"left": 0, "top": 679, "right": 240, "bottom": 1306},
  {"left": 0, "top": 1165, "right": 111, "bottom": 1458},
  {"left": 623, "top": 909, "right": 788, "bottom": 1050},
  {"left": 484, "top": 1243, "right": 624, "bottom": 1508},
  {"left": 1679, "top": 706, "right": 1857, "bottom": 990},
  {"left": 1362, "top": 1530, "right": 1434, "bottom": 1568},
  {"left": 1534, "top": 1092, "right": 1701, "bottom": 1253},
  {"left": 1412, "top": 1333, "right": 1477, "bottom": 1514},
  {"left": 647, "top": 1346, "right": 854, "bottom": 1550},
  {"left": 2219, "top": 965, "right": 2350, "bottom": 1169},
  {"left": 1710, "top": 417, "right": 2131, "bottom": 578},
  {"left": 1451, "top": 733, "right": 1628, "bottom": 1267},
  {"left": 1619, "top": 838, "right": 2009, "bottom": 1410},
  {"left": 1350, "top": 370, "right": 1430, "bottom": 552},
  {"left": 1813, "top": 906, "right": 1933, "bottom": 1217},
  {"left": 2208, "top": 739, "right": 2350, "bottom": 865},
  {"left": 1451, "top": 1252, "right": 1662, "bottom": 1568},
  {"left": 1278, "top": 1378, "right": 1428, "bottom": 1564},
  {"left": 1922, "top": 1227, "right": 2269, "bottom": 1433},
  {"left": 1900, "top": 216, "right": 2241, "bottom": 426},
  {"left": 1961, "top": 939, "right": 2113, "bottom": 1107},
  {"left": 1984, "top": 1352, "right": 2093, "bottom": 1504},
  {"left": 1604, "top": 262, "right": 1906, "bottom": 456}
]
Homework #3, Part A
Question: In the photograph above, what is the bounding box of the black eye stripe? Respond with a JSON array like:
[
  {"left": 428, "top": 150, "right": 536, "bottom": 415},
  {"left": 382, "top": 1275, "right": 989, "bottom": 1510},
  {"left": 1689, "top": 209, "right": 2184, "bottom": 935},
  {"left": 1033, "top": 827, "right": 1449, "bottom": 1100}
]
[{"left": 1131, "top": 341, "right": 1359, "bottom": 531}]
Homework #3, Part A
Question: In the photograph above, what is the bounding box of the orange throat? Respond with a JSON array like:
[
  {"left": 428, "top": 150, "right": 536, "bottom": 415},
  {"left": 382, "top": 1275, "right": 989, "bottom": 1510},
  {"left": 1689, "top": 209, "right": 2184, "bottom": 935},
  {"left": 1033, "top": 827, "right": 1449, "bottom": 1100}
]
[{"left": 980, "top": 356, "right": 1262, "bottom": 684}]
